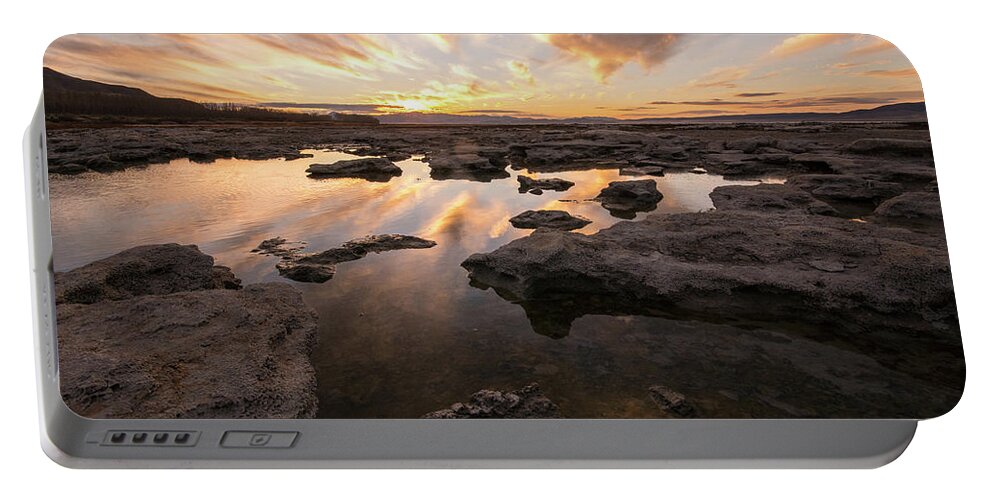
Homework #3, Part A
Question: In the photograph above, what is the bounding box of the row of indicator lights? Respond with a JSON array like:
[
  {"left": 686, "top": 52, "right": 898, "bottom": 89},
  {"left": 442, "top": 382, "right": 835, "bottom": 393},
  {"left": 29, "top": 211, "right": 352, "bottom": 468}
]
[{"left": 110, "top": 432, "right": 192, "bottom": 444}]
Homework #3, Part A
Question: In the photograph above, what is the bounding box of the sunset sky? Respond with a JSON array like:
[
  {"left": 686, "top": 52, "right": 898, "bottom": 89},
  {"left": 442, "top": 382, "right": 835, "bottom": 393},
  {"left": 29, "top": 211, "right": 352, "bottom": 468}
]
[{"left": 44, "top": 34, "right": 923, "bottom": 119}]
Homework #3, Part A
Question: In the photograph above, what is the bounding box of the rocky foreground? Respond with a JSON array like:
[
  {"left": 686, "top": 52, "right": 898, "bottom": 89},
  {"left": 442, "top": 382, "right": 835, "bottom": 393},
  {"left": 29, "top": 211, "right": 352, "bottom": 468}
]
[
  {"left": 56, "top": 244, "right": 319, "bottom": 418},
  {"left": 48, "top": 121, "right": 962, "bottom": 418}
]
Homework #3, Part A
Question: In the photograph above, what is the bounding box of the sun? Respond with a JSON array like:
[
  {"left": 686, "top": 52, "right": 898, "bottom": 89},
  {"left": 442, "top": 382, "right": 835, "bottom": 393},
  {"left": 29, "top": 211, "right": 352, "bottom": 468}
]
[{"left": 394, "top": 99, "right": 432, "bottom": 112}]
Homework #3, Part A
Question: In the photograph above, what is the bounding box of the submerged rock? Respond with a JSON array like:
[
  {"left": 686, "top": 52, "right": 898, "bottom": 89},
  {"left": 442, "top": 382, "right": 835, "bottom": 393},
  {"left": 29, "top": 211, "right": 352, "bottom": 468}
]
[
  {"left": 649, "top": 385, "right": 697, "bottom": 417},
  {"left": 306, "top": 157, "right": 402, "bottom": 181},
  {"left": 595, "top": 179, "right": 663, "bottom": 219},
  {"left": 55, "top": 243, "right": 241, "bottom": 305},
  {"left": 257, "top": 234, "right": 437, "bottom": 283},
  {"left": 422, "top": 383, "right": 561, "bottom": 418},
  {"left": 54, "top": 244, "right": 318, "bottom": 419},
  {"left": 517, "top": 175, "right": 575, "bottom": 192},
  {"left": 509, "top": 210, "right": 592, "bottom": 231}
]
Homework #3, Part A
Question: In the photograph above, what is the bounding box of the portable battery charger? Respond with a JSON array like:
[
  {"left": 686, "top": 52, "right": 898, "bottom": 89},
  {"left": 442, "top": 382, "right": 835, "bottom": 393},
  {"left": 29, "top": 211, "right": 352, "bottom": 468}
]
[{"left": 25, "top": 33, "right": 963, "bottom": 468}]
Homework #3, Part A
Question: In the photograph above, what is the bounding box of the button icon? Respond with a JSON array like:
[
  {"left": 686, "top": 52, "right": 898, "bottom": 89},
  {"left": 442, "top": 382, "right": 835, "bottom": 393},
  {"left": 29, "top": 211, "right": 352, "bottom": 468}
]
[
  {"left": 249, "top": 433, "right": 272, "bottom": 446},
  {"left": 220, "top": 431, "right": 298, "bottom": 449}
]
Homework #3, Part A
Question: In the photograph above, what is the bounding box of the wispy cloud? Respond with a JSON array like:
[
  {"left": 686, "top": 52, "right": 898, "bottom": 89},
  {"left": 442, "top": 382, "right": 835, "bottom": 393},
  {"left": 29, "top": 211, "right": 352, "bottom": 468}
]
[
  {"left": 847, "top": 37, "right": 898, "bottom": 58},
  {"left": 259, "top": 102, "right": 403, "bottom": 113},
  {"left": 861, "top": 68, "right": 919, "bottom": 78},
  {"left": 735, "top": 91, "right": 783, "bottom": 97},
  {"left": 649, "top": 94, "right": 905, "bottom": 109},
  {"left": 542, "top": 34, "right": 683, "bottom": 82},
  {"left": 506, "top": 60, "right": 535, "bottom": 85},
  {"left": 689, "top": 66, "right": 751, "bottom": 89},
  {"left": 768, "top": 34, "right": 850, "bottom": 58}
]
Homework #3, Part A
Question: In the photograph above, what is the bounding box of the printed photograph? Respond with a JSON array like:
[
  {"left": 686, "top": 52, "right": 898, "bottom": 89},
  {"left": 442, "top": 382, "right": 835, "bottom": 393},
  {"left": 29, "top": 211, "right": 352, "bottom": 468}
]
[{"left": 43, "top": 34, "right": 963, "bottom": 419}]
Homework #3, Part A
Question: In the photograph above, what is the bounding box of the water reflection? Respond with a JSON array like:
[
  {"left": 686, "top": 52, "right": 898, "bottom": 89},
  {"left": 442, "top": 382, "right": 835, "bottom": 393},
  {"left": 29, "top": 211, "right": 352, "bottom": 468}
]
[{"left": 49, "top": 149, "right": 796, "bottom": 417}]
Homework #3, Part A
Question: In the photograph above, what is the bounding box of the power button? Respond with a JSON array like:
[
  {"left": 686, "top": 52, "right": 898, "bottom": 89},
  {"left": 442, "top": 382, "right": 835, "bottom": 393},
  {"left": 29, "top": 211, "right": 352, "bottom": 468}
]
[{"left": 220, "top": 431, "right": 298, "bottom": 448}]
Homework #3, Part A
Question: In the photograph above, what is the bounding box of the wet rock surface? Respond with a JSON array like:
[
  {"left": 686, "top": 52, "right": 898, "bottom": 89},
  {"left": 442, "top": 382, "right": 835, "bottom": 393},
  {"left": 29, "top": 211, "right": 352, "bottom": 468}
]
[
  {"left": 422, "top": 383, "right": 561, "bottom": 418},
  {"left": 255, "top": 234, "right": 437, "bottom": 283},
  {"left": 48, "top": 122, "right": 960, "bottom": 418},
  {"left": 595, "top": 179, "right": 663, "bottom": 219},
  {"left": 426, "top": 153, "right": 509, "bottom": 181},
  {"left": 509, "top": 210, "right": 592, "bottom": 231},
  {"left": 517, "top": 174, "right": 575, "bottom": 192},
  {"left": 56, "top": 245, "right": 319, "bottom": 418},
  {"left": 305, "top": 157, "right": 401, "bottom": 181}
]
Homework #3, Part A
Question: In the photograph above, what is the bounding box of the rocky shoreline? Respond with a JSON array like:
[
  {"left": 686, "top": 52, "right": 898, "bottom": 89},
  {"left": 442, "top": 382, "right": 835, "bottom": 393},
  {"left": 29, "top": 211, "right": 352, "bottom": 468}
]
[
  {"left": 48, "top": 121, "right": 962, "bottom": 418},
  {"left": 56, "top": 244, "right": 319, "bottom": 418}
]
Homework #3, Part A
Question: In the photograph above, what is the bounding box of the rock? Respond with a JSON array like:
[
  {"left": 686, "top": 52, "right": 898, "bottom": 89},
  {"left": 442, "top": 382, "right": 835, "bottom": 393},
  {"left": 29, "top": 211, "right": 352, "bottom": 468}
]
[
  {"left": 517, "top": 175, "right": 575, "bottom": 192},
  {"left": 58, "top": 283, "right": 319, "bottom": 419},
  {"left": 528, "top": 188, "right": 543, "bottom": 195},
  {"left": 874, "top": 191, "right": 943, "bottom": 220},
  {"left": 48, "top": 162, "right": 88, "bottom": 175},
  {"left": 788, "top": 174, "right": 903, "bottom": 202},
  {"left": 844, "top": 138, "right": 932, "bottom": 157},
  {"left": 649, "top": 385, "right": 697, "bottom": 417},
  {"left": 461, "top": 210, "right": 956, "bottom": 343},
  {"left": 710, "top": 184, "right": 838, "bottom": 216},
  {"left": 427, "top": 153, "right": 508, "bottom": 181},
  {"left": 306, "top": 157, "right": 401, "bottom": 181},
  {"left": 257, "top": 234, "right": 437, "bottom": 283},
  {"left": 422, "top": 383, "right": 561, "bottom": 418},
  {"left": 55, "top": 243, "right": 240, "bottom": 305},
  {"left": 509, "top": 210, "right": 593, "bottom": 231},
  {"left": 724, "top": 136, "right": 776, "bottom": 153},
  {"left": 619, "top": 165, "right": 665, "bottom": 176},
  {"left": 596, "top": 179, "right": 663, "bottom": 219}
]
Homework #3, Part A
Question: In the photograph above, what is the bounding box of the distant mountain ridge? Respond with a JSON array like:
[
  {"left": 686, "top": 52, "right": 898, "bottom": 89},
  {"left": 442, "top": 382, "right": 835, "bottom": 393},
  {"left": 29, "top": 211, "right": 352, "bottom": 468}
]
[
  {"left": 378, "top": 102, "right": 927, "bottom": 124},
  {"left": 43, "top": 68, "right": 926, "bottom": 124},
  {"left": 43, "top": 68, "right": 379, "bottom": 124}
]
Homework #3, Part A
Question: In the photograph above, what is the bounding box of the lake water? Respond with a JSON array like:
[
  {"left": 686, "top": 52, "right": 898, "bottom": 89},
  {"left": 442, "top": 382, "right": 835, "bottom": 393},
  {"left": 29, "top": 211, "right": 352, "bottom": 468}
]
[{"left": 53, "top": 149, "right": 925, "bottom": 418}]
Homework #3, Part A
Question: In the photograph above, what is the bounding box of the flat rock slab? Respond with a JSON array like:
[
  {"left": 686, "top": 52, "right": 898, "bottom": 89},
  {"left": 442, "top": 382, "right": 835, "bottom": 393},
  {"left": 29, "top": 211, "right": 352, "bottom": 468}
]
[
  {"left": 517, "top": 174, "right": 575, "bottom": 192},
  {"left": 462, "top": 209, "right": 956, "bottom": 348},
  {"left": 256, "top": 234, "right": 437, "bottom": 283},
  {"left": 509, "top": 210, "right": 592, "bottom": 231},
  {"left": 55, "top": 243, "right": 240, "bottom": 305},
  {"left": 58, "top": 283, "right": 319, "bottom": 419},
  {"left": 844, "top": 138, "right": 932, "bottom": 157},
  {"left": 619, "top": 165, "right": 665, "bottom": 176},
  {"left": 426, "top": 153, "right": 509, "bottom": 181},
  {"left": 306, "top": 157, "right": 401, "bottom": 182},
  {"left": 422, "top": 383, "right": 561, "bottom": 418},
  {"left": 874, "top": 191, "right": 943, "bottom": 220},
  {"left": 710, "top": 183, "right": 838, "bottom": 216},
  {"left": 54, "top": 243, "right": 319, "bottom": 419}
]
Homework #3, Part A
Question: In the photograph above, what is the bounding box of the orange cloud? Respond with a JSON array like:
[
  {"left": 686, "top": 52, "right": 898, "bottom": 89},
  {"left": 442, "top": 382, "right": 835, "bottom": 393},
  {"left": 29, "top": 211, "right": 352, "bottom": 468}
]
[
  {"left": 544, "top": 34, "right": 683, "bottom": 82},
  {"left": 848, "top": 37, "right": 898, "bottom": 58},
  {"left": 690, "top": 66, "right": 751, "bottom": 89},
  {"left": 507, "top": 60, "right": 535, "bottom": 85},
  {"left": 861, "top": 68, "right": 919, "bottom": 79},
  {"left": 769, "top": 34, "right": 850, "bottom": 58}
]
